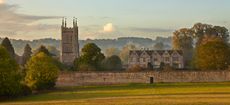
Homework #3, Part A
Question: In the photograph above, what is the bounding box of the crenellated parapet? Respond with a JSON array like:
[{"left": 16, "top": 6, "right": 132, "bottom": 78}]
[{"left": 60, "top": 17, "right": 80, "bottom": 65}]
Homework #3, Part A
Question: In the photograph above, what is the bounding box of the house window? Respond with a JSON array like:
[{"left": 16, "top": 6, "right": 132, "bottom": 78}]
[
  {"left": 143, "top": 58, "right": 146, "bottom": 62},
  {"left": 132, "top": 58, "right": 136, "bottom": 62},
  {"left": 154, "top": 58, "right": 158, "bottom": 62},
  {"left": 165, "top": 57, "right": 170, "bottom": 62},
  {"left": 173, "top": 57, "right": 179, "bottom": 61}
]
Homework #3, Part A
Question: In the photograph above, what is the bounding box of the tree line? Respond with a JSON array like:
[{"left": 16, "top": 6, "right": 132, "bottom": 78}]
[
  {"left": 0, "top": 38, "right": 60, "bottom": 98},
  {"left": 172, "top": 23, "right": 230, "bottom": 70}
]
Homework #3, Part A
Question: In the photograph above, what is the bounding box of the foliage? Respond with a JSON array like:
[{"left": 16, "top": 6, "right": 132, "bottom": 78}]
[
  {"left": 33, "top": 45, "right": 51, "bottom": 56},
  {"left": 191, "top": 23, "right": 229, "bottom": 46},
  {"left": 21, "top": 44, "right": 32, "bottom": 66},
  {"left": 0, "top": 46, "right": 22, "bottom": 97},
  {"left": 47, "top": 46, "right": 60, "bottom": 57},
  {"left": 172, "top": 23, "right": 229, "bottom": 68},
  {"left": 172, "top": 28, "right": 194, "bottom": 68},
  {"left": 1, "top": 37, "right": 15, "bottom": 59},
  {"left": 77, "top": 64, "right": 96, "bottom": 72},
  {"left": 25, "top": 52, "right": 60, "bottom": 90},
  {"left": 74, "top": 43, "right": 105, "bottom": 71},
  {"left": 105, "top": 47, "right": 120, "bottom": 57},
  {"left": 194, "top": 39, "right": 230, "bottom": 70},
  {"left": 101, "top": 55, "right": 122, "bottom": 71},
  {"left": 119, "top": 43, "right": 137, "bottom": 64}
]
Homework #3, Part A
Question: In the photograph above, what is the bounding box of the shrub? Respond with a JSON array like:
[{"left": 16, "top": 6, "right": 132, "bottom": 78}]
[
  {"left": 25, "top": 52, "right": 60, "bottom": 90},
  {"left": 127, "top": 65, "right": 144, "bottom": 72},
  {"left": 101, "top": 55, "right": 122, "bottom": 71},
  {"left": 78, "top": 64, "right": 96, "bottom": 72},
  {"left": 162, "top": 64, "right": 174, "bottom": 71}
]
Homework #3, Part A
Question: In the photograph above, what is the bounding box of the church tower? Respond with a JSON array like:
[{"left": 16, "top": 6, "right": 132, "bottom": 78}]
[{"left": 61, "top": 17, "right": 80, "bottom": 65}]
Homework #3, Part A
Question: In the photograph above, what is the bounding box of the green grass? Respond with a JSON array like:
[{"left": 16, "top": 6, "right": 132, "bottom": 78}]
[{"left": 1, "top": 82, "right": 230, "bottom": 105}]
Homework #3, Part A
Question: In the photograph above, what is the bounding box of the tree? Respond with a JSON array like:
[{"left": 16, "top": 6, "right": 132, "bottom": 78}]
[
  {"left": 119, "top": 43, "right": 137, "bottom": 64},
  {"left": 172, "top": 28, "right": 194, "bottom": 68},
  {"left": 191, "top": 23, "right": 229, "bottom": 46},
  {"left": 21, "top": 44, "right": 32, "bottom": 66},
  {"left": 105, "top": 47, "right": 120, "bottom": 57},
  {"left": 194, "top": 39, "right": 230, "bottom": 70},
  {"left": 1, "top": 37, "right": 15, "bottom": 59},
  {"left": 74, "top": 43, "right": 105, "bottom": 71},
  {"left": 0, "top": 46, "right": 22, "bottom": 96},
  {"left": 102, "top": 55, "right": 122, "bottom": 71},
  {"left": 172, "top": 23, "right": 229, "bottom": 68},
  {"left": 33, "top": 45, "right": 51, "bottom": 56},
  {"left": 25, "top": 52, "right": 60, "bottom": 90},
  {"left": 47, "top": 46, "right": 60, "bottom": 57}
]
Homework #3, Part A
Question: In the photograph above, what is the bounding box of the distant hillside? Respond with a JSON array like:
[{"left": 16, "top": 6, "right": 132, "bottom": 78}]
[{"left": 0, "top": 37, "right": 172, "bottom": 56}]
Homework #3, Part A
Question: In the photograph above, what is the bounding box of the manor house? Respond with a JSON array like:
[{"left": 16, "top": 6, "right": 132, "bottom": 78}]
[{"left": 128, "top": 50, "right": 184, "bottom": 69}]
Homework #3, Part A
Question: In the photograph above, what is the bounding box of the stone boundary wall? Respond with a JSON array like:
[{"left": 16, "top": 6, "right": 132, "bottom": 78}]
[{"left": 56, "top": 71, "right": 230, "bottom": 86}]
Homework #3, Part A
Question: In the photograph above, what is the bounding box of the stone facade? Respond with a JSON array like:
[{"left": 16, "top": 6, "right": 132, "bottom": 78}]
[
  {"left": 128, "top": 50, "right": 184, "bottom": 69},
  {"left": 61, "top": 18, "right": 79, "bottom": 65},
  {"left": 56, "top": 71, "right": 230, "bottom": 86}
]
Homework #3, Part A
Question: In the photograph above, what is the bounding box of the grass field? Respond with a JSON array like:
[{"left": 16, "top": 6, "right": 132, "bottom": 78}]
[{"left": 1, "top": 82, "right": 230, "bottom": 105}]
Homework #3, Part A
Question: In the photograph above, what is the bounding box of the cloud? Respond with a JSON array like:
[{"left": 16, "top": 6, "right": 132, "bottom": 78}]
[
  {"left": 0, "top": 3, "right": 61, "bottom": 39},
  {"left": 103, "top": 23, "right": 115, "bottom": 33}
]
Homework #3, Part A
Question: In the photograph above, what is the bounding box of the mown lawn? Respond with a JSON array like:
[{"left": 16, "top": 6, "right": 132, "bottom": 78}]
[{"left": 1, "top": 82, "right": 230, "bottom": 105}]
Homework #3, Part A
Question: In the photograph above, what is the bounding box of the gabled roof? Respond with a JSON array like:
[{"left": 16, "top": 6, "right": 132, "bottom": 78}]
[{"left": 129, "top": 50, "right": 183, "bottom": 56}]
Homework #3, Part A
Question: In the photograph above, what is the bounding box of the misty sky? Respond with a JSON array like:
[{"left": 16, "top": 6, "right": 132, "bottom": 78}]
[{"left": 0, "top": 0, "right": 230, "bottom": 40}]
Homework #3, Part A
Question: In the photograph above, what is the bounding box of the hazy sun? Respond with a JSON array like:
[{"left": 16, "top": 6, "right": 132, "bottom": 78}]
[{"left": 0, "top": 0, "right": 5, "bottom": 4}]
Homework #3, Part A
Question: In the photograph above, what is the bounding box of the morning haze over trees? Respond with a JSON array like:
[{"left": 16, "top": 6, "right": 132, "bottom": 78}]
[{"left": 0, "top": 22, "right": 230, "bottom": 98}]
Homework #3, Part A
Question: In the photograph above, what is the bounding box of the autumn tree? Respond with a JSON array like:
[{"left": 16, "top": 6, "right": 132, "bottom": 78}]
[
  {"left": 25, "top": 52, "right": 60, "bottom": 90},
  {"left": 191, "top": 23, "right": 229, "bottom": 46},
  {"left": 194, "top": 39, "right": 230, "bottom": 70},
  {"left": 1, "top": 37, "right": 15, "bottom": 59},
  {"left": 119, "top": 43, "right": 137, "bottom": 64},
  {"left": 172, "top": 28, "right": 194, "bottom": 68},
  {"left": 172, "top": 23, "right": 230, "bottom": 68}
]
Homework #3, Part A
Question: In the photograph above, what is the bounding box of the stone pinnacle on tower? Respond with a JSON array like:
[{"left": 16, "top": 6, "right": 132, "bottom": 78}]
[
  {"left": 73, "top": 17, "right": 75, "bottom": 27},
  {"left": 62, "top": 17, "right": 64, "bottom": 27},
  {"left": 65, "top": 18, "right": 67, "bottom": 27}
]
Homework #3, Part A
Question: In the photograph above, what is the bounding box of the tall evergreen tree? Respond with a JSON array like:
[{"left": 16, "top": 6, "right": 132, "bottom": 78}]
[
  {"left": 1, "top": 37, "right": 15, "bottom": 59},
  {"left": 21, "top": 44, "right": 32, "bottom": 65},
  {"left": 0, "top": 46, "right": 22, "bottom": 96}
]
